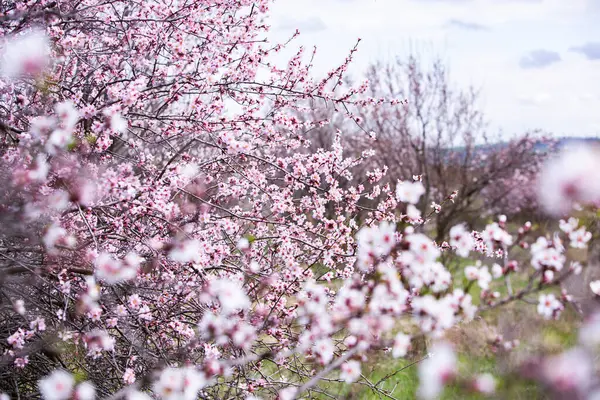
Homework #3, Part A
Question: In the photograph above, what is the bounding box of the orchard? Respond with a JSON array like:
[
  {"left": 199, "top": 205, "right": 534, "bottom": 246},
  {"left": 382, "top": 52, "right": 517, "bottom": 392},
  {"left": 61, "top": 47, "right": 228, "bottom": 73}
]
[{"left": 0, "top": 1, "right": 599, "bottom": 399}]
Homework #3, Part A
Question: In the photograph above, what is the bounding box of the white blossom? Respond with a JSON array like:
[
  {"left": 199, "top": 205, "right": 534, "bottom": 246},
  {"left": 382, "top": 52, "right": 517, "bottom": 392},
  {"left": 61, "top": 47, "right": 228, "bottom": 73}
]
[
  {"left": 417, "top": 343, "right": 456, "bottom": 399},
  {"left": 340, "top": 360, "right": 361, "bottom": 383},
  {"left": 38, "top": 370, "right": 75, "bottom": 400},
  {"left": 392, "top": 333, "right": 411, "bottom": 358},
  {"left": 396, "top": 180, "right": 425, "bottom": 204}
]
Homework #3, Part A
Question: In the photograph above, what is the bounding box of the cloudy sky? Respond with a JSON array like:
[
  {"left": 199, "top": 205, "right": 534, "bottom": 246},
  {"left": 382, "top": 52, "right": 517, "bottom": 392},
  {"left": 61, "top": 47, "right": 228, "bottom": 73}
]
[{"left": 267, "top": 0, "right": 600, "bottom": 138}]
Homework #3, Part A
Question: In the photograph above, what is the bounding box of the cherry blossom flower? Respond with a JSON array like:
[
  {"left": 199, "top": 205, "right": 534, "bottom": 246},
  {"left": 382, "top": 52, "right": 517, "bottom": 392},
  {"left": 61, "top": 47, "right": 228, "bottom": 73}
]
[
  {"left": 569, "top": 227, "right": 591, "bottom": 249},
  {"left": 473, "top": 373, "right": 496, "bottom": 394},
  {"left": 30, "top": 317, "right": 46, "bottom": 332},
  {"left": 278, "top": 387, "right": 297, "bottom": 400},
  {"left": 104, "top": 109, "right": 128, "bottom": 134},
  {"left": 94, "top": 252, "right": 137, "bottom": 284},
  {"left": 152, "top": 367, "right": 206, "bottom": 400},
  {"left": 559, "top": 217, "right": 579, "bottom": 234},
  {"left": 74, "top": 382, "right": 96, "bottom": 400},
  {"left": 537, "top": 294, "right": 563, "bottom": 319},
  {"left": 480, "top": 222, "right": 513, "bottom": 252},
  {"left": 530, "top": 237, "right": 565, "bottom": 271},
  {"left": 538, "top": 144, "right": 600, "bottom": 215},
  {"left": 38, "top": 370, "right": 75, "bottom": 400},
  {"left": 392, "top": 333, "right": 411, "bottom": 358},
  {"left": 449, "top": 224, "right": 474, "bottom": 258},
  {"left": 491, "top": 263, "right": 503, "bottom": 279},
  {"left": 138, "top": 304, "right": 153, "bottom": 321},
  {"left": 123, "top": 368, "right": 136, "bottom": 384},
  {"left": 356, "top": 222, "right": 396, "bottom": 270},
  {"left": 43, "top": 224, "right": 76, "bottom": 253},
  {"left": 542, "top": 347, "right": 593, "bottom": 393},
  {"left": 29, "top": 153, "right": 50, "bottom": 181},
  {"left": 314, "top": 338, "right": 335, "bottom": 365},
  {"left": 418, "top": 342, "right": 456, "bottom": 399},
  {"left": 237, "top": 237, "right": 250, "bottom": 250},
  {"left": 0, "top": 29, "right": 50, "bottom": 78},
  {"left": 7, "top": 329, "right": 25, "bottom": 349},
  {"left": 128, "top": 294, "right": 142, "bottom": 309},
  {"left": 14, "top": 299, "right": 25, "bottom": 315},
  {"left": 396, "top": 180, "right": 425, "bottom": 204},
  {"left": 169, "top": 239, "right": 201, "bottom": 263},
  {"left": 15, "top": 356, "right": 29, "bottom": 368},
  {"left": 464, "top": 265, "right": 479, "bottom": 281},
  {"left": 84, "top": 330, "right": 116, "bottom": 358},
  {"left": 590, "top": 281, "right": 600, "bottom": 296},
  {"left": 464, "top": 264, "right": 492, "bottom": 290},
  {"left": 340, "top": 360, "right": 361, "bottom": 383},
  {"left": 206, "top": 278, "right": 250, "bottom": 314},
  {"left": 405, "top": 204, "right": 422, "bottom": 224}
]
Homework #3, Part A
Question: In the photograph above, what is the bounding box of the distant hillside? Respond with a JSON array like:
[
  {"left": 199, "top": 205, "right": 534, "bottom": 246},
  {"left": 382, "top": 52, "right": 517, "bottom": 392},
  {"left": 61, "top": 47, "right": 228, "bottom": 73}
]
[
  {"left": 444, "top": 136, "right": 600, "bottom": 162},
  {"left": 533, "top": 136, "right": 600, "bottom": 152}
]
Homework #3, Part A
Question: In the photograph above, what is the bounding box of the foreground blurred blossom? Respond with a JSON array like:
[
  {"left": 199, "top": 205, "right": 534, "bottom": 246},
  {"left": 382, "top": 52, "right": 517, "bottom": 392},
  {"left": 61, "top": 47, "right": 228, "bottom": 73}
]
[
  {"left": 579, "top": 312, "right": 600, "bottom": 347},
  {"left": 340, "top": 360, "right": 361, "bottom": 383},
  {"left": 396, "top": 180, "right": 425, "bottom": 204},
  {"left": 449, "top": 224, "right": 474, "bottom": 257},
  {"left": 38, "top": 370, "right": 74, "bottom": 400},
  {"left": 538, "top": 144, "right": 600, "bottom": 216},
  {"left": 392, "top": 333, "right": 411, "bottom": 358},
  {"left": 542, "top": 347, "right": 592, "bottom": 394},
  {"left": 94, "top": 252, "right": 138, "bottom": 284},
  {"left": 418, "top": 342, "right": 456, "bottom": 399},
  {"left": 355, "top": 222, "right": 396, "bottom": 270},
  {"left": 127, "top": 391, "right": 153, "bottom": 400},
  {"left": 473, "top": 373, "right": 496, "bottom": 394},
  {"left": 207, "top": 278, "right": 250, "bottom": 314},
  {"left": 0, "top": 29, "right": 50, "bottom": 78},
  {"left": 152, "top": 367, "right": 206, "bottom": 400},
  {"left": 168, "top": 239, "right": 201, "bottom": 263},
  {"left": 74, "top": 382, "right": 96, "bottom": 400}
]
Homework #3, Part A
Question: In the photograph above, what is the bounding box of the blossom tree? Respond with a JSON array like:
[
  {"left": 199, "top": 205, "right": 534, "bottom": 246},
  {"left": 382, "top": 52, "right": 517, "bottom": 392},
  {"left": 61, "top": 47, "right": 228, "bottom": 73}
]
[
  {"left": 301, "top": 55, "right": 553, "bottom": 241},
  {"left": 0, "top": 1, "right": 598, "bottom": 399}
]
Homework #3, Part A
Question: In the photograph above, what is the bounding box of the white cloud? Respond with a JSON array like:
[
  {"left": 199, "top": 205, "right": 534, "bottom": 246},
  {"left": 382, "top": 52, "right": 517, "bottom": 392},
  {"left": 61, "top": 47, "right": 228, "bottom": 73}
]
[{"left": 266, "top": 0, "right": 600, "bottom": 137}]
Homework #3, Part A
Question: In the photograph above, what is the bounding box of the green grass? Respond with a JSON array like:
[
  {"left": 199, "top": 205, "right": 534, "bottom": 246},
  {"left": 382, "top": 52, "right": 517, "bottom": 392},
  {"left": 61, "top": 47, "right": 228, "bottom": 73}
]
[
  {"left": 284, "top": 302, "right": 580, "bottom": 399},
  {"left": 255, "top": 248, "right": 582, "bottom": 399}
]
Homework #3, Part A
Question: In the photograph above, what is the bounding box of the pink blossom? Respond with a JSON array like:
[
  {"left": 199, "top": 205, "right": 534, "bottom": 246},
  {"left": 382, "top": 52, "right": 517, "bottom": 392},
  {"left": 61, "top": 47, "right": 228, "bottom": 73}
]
[
  {"left": 473, "top": 373, "right": 496, "bottom": 394},
  {"left": 538, "top": 144, "right": 600, "bottom": 215},
  {"left": 0, "top": 29, "right": 50, "bottom": 78},
  {"left": 340, "top": 360, "right": 361, "bottom": 383},
  {"left": 94, "top": 252, "right": 137, "bottom": 284},
  {"left": 542, "top": 348, "right": 592, "bottom": 393},
  {"left": 14, "top": 356, "right": 29, "bottom": 368},
  {"left": 152, "top": 367, "right": 206, "bottom": 400},
  {"left": 123, "top": 368, "right": 136, "bottom": 384},
  {"left": 418, "top": 342, "right": 456, "bottom": 399}
]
